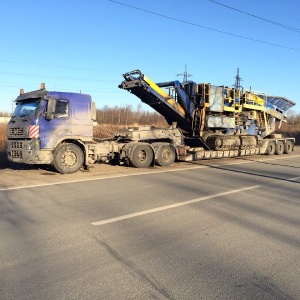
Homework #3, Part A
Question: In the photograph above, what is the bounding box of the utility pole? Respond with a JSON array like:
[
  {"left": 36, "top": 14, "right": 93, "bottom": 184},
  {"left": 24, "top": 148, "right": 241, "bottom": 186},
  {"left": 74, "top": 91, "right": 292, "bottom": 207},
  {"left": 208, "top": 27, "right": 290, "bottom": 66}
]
[{"left": 177, "top": 65, "right": 192, "bottom": 82}]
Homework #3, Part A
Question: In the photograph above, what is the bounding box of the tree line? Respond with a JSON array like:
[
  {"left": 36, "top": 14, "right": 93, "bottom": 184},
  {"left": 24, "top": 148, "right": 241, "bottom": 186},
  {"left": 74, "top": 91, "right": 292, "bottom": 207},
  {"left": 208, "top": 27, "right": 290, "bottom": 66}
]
[
  {"left": 0, "top": 111, "right": 11, "bottom": 117},
  {"left": 95, "top": 104, "right": 167, "bottom": 127},
  {"left": 286, "top": 110, "right": 300, "bottom": 126}
]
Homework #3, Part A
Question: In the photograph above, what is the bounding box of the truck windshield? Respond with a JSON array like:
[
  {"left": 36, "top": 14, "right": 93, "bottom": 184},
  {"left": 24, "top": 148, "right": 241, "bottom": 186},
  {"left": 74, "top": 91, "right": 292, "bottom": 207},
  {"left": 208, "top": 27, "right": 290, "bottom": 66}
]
[{"left": 12, "top": 98, "right": 41, "bottom": 119}]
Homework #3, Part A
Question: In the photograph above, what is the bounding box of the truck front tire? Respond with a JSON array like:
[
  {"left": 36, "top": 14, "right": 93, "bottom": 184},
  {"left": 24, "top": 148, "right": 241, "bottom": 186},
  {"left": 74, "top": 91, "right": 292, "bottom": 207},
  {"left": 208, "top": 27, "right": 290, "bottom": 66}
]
[{"left": 53, "top": 143, "right": 84, "bottom": 174}]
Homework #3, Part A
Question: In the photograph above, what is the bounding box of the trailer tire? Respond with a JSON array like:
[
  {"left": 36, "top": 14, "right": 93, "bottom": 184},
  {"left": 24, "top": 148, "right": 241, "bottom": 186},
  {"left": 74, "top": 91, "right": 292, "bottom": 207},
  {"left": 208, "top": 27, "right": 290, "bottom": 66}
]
[
  {"left": 53, "top": 143, "right": 84, "bottom": 174},
  {"left": 275, "top": 141, "right": 284, "bottom": 155},
  {"left": 156, "top": 144, "right": 176, "bottom": 167},
  {"left": 129, "top": 144, "right": 153, "bottom": 168},
  {"left": 266, "top": 141, "right": 275, "bottom": 155},
  {"left": 283, "top": 140, "right": 293, "bottom": 154}
]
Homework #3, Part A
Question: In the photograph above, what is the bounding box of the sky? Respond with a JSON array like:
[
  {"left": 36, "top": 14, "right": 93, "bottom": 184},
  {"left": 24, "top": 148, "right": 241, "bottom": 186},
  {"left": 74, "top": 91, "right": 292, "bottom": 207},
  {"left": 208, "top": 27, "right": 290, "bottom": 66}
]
[{"left": 0, "top": 0, "right": 299, "bottom": 114}]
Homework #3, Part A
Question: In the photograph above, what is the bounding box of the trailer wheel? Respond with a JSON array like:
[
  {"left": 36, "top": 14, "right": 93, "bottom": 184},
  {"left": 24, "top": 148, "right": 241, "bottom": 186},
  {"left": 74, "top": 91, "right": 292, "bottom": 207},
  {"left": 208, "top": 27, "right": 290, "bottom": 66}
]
[
  {"left": 129, "top": 144, "right": 153, "bottom": 168},
  {"left": 156, "top": 145, "right": 176, "bottom": 167},
  {"left": 266, "top": 141, "right": 275, "bottom": 155},
  {"left": 53, "top": 143, "right": 84, "bottom": 174},
  {"left": 275, "top": 141, "right": 284, "bottom": 155},
  {"left": 283, "top": 140, "right": 293, "bottom": 154}
]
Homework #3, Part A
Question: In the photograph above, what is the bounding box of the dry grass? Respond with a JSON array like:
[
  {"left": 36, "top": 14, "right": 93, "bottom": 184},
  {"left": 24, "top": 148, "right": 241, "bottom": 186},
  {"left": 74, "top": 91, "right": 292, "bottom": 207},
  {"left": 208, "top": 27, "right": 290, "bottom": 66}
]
[
  {"left": 0, "top": 124, "right": 9, "bottom": 168},
  {"left": 93, "top": 124, "right": 123, "bottom": 139},
  {"left": 0, "top": 124, "right": 7, "bottom": 150}
]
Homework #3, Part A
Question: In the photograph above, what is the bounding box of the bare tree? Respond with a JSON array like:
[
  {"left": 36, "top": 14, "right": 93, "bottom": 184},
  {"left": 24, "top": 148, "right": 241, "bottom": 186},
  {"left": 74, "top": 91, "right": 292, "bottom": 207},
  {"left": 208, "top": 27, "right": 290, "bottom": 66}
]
[{"left": 96, "top": 105, "right": 167, "bottom": 127}]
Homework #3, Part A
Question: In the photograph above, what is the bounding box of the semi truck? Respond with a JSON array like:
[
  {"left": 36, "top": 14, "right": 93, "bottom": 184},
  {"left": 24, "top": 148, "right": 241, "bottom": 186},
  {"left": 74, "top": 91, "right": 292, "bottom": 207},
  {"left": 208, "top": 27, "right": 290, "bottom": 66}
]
[{"left": 7, "top": 70, "right": 296, "bottom": 174}]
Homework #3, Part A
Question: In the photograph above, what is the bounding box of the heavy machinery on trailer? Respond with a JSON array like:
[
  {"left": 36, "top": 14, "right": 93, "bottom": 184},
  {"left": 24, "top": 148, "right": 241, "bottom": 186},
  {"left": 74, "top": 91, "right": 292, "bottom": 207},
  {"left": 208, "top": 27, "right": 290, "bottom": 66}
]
[{"left": 7, "top": 70, "right": 296, "bottom": 173}]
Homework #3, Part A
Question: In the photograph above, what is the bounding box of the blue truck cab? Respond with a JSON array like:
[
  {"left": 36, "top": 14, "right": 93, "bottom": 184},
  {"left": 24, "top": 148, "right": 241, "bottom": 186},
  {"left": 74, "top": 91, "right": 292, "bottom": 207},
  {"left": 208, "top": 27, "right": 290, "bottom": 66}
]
[{"left": 7, "top": 84, "right": 96, "bottom": 173}]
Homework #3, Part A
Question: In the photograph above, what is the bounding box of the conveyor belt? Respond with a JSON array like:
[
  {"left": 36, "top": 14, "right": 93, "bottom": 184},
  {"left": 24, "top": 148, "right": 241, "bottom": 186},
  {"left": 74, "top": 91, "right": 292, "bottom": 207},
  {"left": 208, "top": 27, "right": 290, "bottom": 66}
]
[{"left": 119, "top": 70, "right": 193, "bottom": 133}]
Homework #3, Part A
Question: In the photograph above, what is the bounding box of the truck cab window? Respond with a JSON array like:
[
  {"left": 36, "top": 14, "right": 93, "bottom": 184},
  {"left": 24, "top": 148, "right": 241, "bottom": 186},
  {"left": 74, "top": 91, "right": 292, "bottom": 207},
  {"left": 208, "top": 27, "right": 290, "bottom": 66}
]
[
  {"left": 12, "top": 99, "right": 41, "bottom": 118},
  {"left": 53, "top": 100, "right": 69, "bottom": 118}
]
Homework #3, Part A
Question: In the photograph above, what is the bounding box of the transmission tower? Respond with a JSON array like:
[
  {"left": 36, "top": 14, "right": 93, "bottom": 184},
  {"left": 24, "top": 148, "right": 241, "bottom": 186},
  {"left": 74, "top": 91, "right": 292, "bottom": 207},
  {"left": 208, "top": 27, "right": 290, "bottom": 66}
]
[
  {"left": 232, "top": 68, "right": 243, "bottom": 90},
  {"left": 177, "top": 65, "right": 192, "bottom": 82}
]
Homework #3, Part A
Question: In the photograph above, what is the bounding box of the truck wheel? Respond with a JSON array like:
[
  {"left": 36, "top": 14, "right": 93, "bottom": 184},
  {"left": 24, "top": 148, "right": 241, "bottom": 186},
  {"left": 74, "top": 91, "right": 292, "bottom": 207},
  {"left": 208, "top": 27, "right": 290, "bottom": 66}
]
[
  {"left": 156, "top": 145, "right": 175, "bottom": 166},
  {"left": 275, "top": 141, "right": 284, "bottom": 155},
  {"left": 283, "top": 141, "right": 293, "bottom": 154},
  {"left": 53, "top": 143, "right": 84, "bottom": 174},
  {"left": 129, "top": 144, "right": 153, "bottom": 168},
  {"left": 266, "top": 141, "right": 275, "bottom": 155}
]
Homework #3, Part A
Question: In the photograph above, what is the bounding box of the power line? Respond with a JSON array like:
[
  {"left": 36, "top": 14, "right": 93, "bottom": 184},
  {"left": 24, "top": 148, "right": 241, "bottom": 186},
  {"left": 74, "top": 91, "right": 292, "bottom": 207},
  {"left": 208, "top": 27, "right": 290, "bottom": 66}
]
[
  {"left": 0, "top": 82, "right": 126, "bottom": 94},
  {"left": 0, "top": 71, "right": 120, "bottom": 83},
  {"left": 207, "top": 0, "right": 300, "bottom": 33},
  {"left": 0, "top": 60, "right": 121, "bottom": 73},
  {"left": 107, "top": 0, "right": 300, "bottom": 51},
  {"left": 0, "top": 59, "right": 177, "bottom": 77}
]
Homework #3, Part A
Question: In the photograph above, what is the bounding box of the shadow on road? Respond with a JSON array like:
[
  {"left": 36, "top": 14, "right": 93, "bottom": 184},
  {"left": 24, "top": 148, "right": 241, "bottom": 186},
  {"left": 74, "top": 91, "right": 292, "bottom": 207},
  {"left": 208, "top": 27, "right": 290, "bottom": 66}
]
[
  {"left": 185, "top": 155, "right": 300, "bottom": 184},
  {"left": 94, "top": 237, "right": 175, "bottom": 300}
]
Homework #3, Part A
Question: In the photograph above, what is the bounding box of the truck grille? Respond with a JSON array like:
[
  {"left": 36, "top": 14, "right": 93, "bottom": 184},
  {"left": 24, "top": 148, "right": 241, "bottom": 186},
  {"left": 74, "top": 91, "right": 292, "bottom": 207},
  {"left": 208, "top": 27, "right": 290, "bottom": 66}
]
[
  {"left": 10, "top": 141, "right": 23, "bottom": 149},
  {"left": 10, "top": 150, "right": 23, "bottom": 158},
  {"left": 9, "top": 127, "right": 25, "bottom": 137},
  {"left": 9, "top": 141, "right": 24, "bottom": 158}
]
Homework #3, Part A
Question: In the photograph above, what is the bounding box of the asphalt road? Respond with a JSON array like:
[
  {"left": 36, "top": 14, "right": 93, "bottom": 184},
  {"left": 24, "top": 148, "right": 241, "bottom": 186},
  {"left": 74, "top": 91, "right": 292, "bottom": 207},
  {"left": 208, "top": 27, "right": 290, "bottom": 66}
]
[{"left": 1, "top": 150, "right": 300, "bottom": 299}]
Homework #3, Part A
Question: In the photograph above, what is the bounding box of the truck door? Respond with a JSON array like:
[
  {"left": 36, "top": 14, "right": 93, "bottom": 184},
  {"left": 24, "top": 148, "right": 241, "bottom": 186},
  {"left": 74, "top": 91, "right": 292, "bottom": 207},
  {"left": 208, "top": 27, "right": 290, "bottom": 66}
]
[{"left": 39, "top": 99, "right": 71, "bottom": 149}]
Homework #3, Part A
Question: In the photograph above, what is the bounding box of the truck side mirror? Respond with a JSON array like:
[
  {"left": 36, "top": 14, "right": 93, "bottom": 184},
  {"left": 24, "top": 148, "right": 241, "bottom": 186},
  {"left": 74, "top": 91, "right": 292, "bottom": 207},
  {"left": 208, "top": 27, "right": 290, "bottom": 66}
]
[{"left": 45, "top": 99, "right": 55, "bottom": 120}]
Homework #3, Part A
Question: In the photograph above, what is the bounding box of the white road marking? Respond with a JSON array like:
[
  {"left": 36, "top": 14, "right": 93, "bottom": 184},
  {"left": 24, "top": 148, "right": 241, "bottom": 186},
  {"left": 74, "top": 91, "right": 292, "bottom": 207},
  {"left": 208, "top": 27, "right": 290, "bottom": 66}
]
[
  {"left": 91, "top": 185, "right": 260, "bottom": 226},
  {"left": 289, "top": 176, "right": 300, "bottom": 181},
  {"left": 0, "top": 154, "right": 299, "bottom": 191}
]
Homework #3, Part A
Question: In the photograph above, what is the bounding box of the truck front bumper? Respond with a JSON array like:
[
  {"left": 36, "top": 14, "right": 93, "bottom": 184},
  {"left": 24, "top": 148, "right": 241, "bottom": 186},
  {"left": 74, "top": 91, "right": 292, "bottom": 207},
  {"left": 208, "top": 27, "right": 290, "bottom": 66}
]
[{"left": 7, "top": 139, "right": 53, "bottom": 164}]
